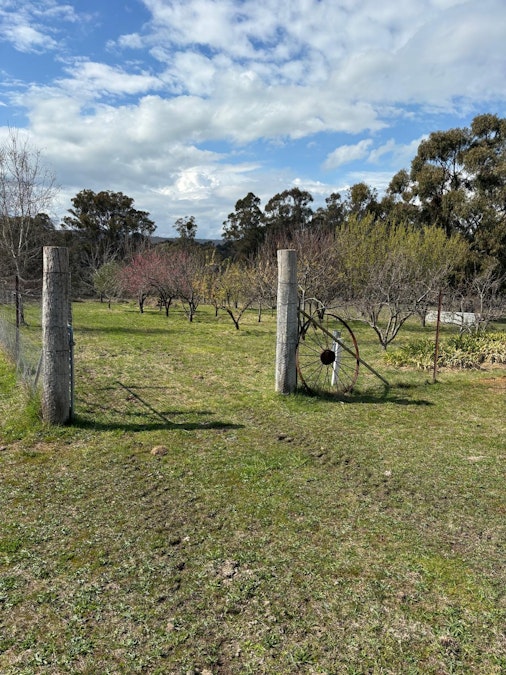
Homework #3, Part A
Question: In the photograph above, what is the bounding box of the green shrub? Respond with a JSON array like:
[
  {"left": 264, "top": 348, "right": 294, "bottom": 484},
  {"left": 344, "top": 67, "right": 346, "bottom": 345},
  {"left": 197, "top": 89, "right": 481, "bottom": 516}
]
[
  {"left": 385, "top": 331, "right": 506, "bottom": 369},
  {"left": 384, "top": 337, "right": 435, "bottom": 370}
]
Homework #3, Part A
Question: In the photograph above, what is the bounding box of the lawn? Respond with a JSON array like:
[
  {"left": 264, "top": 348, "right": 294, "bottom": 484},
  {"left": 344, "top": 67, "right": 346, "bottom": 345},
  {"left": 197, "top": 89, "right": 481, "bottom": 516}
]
[{"left": 0, "top": 301, "right": 505, "bottom": 674}]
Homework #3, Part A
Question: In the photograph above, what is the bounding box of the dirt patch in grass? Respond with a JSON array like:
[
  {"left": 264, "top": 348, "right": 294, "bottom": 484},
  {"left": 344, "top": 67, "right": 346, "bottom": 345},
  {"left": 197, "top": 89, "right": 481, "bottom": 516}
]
[{"left": 479, "top": 374, "right": 506, "bottom": 391}]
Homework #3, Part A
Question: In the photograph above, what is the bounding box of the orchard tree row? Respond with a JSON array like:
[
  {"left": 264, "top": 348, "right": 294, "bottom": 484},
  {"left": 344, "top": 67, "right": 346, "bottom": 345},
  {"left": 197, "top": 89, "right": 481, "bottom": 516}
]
[
  {"left": 96, "top": 218, "right": 502, "bottom": 349},
  {"left": 0, "top": 114, "right": 505, "bottom": 347}
]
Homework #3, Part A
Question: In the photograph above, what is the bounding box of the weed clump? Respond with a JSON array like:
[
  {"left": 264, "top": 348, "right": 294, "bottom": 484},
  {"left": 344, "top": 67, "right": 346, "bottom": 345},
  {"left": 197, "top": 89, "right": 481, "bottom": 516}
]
[{"left": 385, "top": 331, "right": 506, "bottom": 370}]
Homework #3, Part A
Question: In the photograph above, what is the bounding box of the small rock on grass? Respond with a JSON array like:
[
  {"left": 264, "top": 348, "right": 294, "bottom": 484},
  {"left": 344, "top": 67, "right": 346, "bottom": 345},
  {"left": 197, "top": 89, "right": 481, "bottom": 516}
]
[
  {"left": 219, "top": 560, "right": 238, "bottom": 578},
  {"left": 151, "top": 445, "right": 168, "bottom": 456}
]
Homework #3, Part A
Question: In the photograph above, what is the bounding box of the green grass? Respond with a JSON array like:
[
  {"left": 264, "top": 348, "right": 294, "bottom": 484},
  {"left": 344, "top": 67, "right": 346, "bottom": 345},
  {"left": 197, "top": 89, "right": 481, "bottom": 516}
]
[{"left": 1, "top": 302, "right": 505, "bottom": 674}]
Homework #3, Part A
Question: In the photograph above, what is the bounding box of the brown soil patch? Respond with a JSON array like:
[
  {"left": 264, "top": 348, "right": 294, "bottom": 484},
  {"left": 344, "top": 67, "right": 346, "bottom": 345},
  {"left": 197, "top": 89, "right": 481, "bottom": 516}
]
[{"left": 479, "top": 375, "right": 506, "bottom": 391}]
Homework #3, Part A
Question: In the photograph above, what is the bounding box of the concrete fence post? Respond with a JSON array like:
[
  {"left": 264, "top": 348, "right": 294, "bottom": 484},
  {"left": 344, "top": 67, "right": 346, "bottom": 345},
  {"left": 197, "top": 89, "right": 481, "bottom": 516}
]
[
  {"left": 42, "top": 246, "right": 71, "bottom": 424},
  {"left": 275, "top": 249, "right": 298, "bottom": 394}
]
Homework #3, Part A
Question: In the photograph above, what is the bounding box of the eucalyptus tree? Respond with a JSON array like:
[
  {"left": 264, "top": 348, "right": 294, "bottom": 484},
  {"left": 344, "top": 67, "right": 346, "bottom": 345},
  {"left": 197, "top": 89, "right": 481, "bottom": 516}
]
[
  {"left": 174, "top": 215, "right": 198, "bottom": 242},
  {"left": 263, "top": 187, "right": 314, "bottom": 240},
  {"left": 222, "top": 192, "right": 265, "bottom": 259},
  {"left": 63, "top": 189, "right": 155, "bottom": 285},
  {"left": 463, "top": 114, "right": 506, "bottom": 275},
  {"left": 410, "top": 126, "right": 470, "bottom": 236},
  {"left": 394, "top": 113, "right": 506, "bottom": 276},
  {"left": 344, "top": 182, "right": 380, "bottom": 220},
  {"left": 381, "top": 169, "right": 420, "bottom": 226}
]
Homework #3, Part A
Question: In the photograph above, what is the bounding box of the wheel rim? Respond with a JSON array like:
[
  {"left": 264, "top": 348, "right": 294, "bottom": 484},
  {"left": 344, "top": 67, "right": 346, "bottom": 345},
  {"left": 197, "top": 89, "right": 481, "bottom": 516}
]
[{"left": 296, "top": 312, "right": 360, "bottom": 395}]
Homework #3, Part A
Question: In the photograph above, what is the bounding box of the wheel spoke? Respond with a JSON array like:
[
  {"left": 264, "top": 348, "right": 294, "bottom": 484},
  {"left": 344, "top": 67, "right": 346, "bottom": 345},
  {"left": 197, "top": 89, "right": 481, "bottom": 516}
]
[{"left": 296, "top": 313, "right": 359, "bottom": 395}]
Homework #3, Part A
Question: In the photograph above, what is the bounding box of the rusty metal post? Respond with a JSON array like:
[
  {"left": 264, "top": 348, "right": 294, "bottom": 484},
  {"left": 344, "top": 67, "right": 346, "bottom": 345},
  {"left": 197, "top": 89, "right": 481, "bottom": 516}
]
[{"left": 433, "top": 288, "right": 443, "bottom": 383}]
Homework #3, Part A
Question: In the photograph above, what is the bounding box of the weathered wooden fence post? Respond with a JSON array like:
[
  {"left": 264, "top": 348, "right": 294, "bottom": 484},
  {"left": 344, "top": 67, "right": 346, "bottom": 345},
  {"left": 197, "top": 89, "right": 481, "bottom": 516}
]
[
  {"left": 275, "top": 249, "right": 298, "bottom": 394},
  {"left": 42, "top": 246, "right": 71, "bottom": 424}
]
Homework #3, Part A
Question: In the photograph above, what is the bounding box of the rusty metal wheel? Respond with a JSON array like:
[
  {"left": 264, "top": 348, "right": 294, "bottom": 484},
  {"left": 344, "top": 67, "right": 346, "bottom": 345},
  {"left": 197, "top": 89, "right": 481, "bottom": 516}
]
[{"left": 296, "top": 311, "right": 360, "bottom": 395}]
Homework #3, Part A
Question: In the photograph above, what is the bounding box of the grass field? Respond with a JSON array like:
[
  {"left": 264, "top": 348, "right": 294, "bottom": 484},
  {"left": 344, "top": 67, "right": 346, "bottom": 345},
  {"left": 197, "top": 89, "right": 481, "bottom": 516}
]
[{"left": 0, "top": 301, "right": 505, "bottom": 674}]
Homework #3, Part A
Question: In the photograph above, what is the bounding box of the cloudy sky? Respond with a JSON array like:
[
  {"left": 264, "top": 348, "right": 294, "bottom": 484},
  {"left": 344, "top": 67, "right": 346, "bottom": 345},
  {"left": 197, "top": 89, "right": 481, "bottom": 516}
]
[{"left": 1, "top": 0, "right": 505, "bottom": 239}]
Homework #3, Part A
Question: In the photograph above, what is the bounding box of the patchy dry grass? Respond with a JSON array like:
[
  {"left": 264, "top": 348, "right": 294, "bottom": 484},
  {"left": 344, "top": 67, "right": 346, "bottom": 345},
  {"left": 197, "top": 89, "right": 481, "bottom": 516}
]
[{"left": 1, "top": 302, "right": 505, "bottom": 674}]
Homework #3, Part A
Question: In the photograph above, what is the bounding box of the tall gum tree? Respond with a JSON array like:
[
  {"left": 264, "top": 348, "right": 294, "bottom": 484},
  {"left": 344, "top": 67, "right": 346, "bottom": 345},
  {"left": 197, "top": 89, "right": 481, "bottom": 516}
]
[
  {"left": 222, "top": 192, "right": 265, "bottom": 260},
  {"left": 264, "top": 187, "right": 314, "bottom": 241},
  {"left": 399, "top": 114, "right": 505, "bottom": 276},
  {"left": 63, "top": 189, "right": 155, "bottom": 285}
]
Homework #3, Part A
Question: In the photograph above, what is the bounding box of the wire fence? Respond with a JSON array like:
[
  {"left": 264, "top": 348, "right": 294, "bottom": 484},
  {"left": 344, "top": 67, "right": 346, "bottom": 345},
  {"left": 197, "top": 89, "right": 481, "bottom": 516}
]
[{"left": 0, "top": 279, "right": 43, "bottom": 391}]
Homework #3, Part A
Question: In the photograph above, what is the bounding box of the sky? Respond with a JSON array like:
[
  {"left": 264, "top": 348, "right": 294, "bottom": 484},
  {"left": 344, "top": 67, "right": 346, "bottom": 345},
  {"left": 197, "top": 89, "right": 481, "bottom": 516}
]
[{"left": 0, "top": 0, "right": 505, "bottom": 240}]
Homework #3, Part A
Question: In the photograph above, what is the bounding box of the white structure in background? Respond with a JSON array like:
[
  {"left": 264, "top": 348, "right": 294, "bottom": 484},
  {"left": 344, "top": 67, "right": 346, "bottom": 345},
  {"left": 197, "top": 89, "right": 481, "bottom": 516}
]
[{"left": 426, "top": 311, "right": 477, "bottom": 329}]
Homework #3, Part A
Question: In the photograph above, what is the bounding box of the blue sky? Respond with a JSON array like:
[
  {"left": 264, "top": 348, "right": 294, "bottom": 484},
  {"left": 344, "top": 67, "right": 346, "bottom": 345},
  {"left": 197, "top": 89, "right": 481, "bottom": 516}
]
[{"left": 1, "top": 0, "right": 505, "bottom": 239}]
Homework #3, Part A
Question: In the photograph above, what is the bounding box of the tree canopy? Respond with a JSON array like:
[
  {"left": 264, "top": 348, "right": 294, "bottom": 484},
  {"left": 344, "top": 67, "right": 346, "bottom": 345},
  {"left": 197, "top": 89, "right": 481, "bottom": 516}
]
[
  {"left": 2, "top": 112, "right": 503, "bottom": 346},
  {"left": 63, "top": 189, "right": 155, "bottom": 270},
  {"left": 389, "top": 114, "right": 506, "bottom": 272},
  {"left": 264, "top": 187, "right": 314, "bottom": 240},
  {"left": 222, "top": 192, "right": 265, "bottom": 259},
  {"left": 220, "top": 114, "right": 505, "bottom": 281},
  {"left": 174, "top": 215, "right": 198, "bottom": 242}
]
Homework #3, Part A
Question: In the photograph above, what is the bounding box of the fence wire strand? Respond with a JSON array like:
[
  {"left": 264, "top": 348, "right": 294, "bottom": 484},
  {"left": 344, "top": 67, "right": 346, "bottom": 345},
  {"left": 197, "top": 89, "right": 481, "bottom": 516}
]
[{"left": 0, "top": 286, "right": 43, "bottom": 391}]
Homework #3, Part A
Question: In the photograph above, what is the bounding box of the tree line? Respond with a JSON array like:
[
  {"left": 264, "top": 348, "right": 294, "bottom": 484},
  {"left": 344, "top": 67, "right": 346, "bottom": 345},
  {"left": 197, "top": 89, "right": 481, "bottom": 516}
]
[
  {"left": 0, "top": 114, "right": 505, "bottom": 346},
  {"left": 223, "top": 113, "right": 506, "bottom": 273}
]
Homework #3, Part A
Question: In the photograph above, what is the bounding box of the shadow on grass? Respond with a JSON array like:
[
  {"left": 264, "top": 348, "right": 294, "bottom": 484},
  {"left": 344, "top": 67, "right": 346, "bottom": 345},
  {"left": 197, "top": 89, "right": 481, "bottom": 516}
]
[
  {"left": 71, "top": 415, "right": 244, "bottom": 433},
  {"left": 76, "top": 326, "right": 172, "bottom": 336},
  {"left": 71, "top": 380, "right": 245, "bottom": 432},
  {"left": 296, "top": 385, "right": 434, "bottom": 406},
  {"left": 349, "top": 393, "right": 433, "bottom": 406}
]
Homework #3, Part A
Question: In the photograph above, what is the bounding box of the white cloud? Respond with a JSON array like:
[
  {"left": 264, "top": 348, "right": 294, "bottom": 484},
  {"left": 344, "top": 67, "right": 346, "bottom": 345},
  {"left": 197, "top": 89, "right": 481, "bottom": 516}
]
[
  {"left": 169, "top": 51, "right": 218, "bottom": 96},
  {"left": 367, "top": 136, "right": 427, "bottom": 166},
  {"left": 324, "top": 140, "right": 374, "bottom": 170},
  {"left": 0, "top": 0, "right": 79, "bottom": 53},
  {"left": 1, "top": 0, "right": 505, "bottom": 238},
  {"left": 15, "top": 0, "right": 503, "bottom": 141},
  {"left": 157, "top": 161, "right": 260, "bottom": 203},
  {"left": 5, "top": 23, "right": 56, "bottom": 52},
  {"left": 56, "top": 61, "right": 163, "bottom": 97},
  {"left": 111, "top": 33, "right": 144, "bottom": 50}
]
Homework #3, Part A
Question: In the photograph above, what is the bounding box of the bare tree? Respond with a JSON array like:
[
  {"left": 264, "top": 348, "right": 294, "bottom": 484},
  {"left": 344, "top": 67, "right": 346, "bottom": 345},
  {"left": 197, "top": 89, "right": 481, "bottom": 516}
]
[
  {"left": 453, "top": 262, "right": 506, "bottom": 332},
  {"left": 260, "top": 228, "right": 339, "bottom": 314},
  {"left": 217, "top": 261, "right": 258, "bottom": 329},
  {"left": 248, "top": 252, "right": 277, "bottom": 321},
  {"left": 120, "top": 248, "right": 175, "bottom": 314},
  {"left": 0, "top": 130, "right": 58, "bottom": 281},
  {"left": 167, "top": 245, "right": 206, "bottom": 322},
  {"left": 335, "top": 215, "right": 468, "bottom": 349}
]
